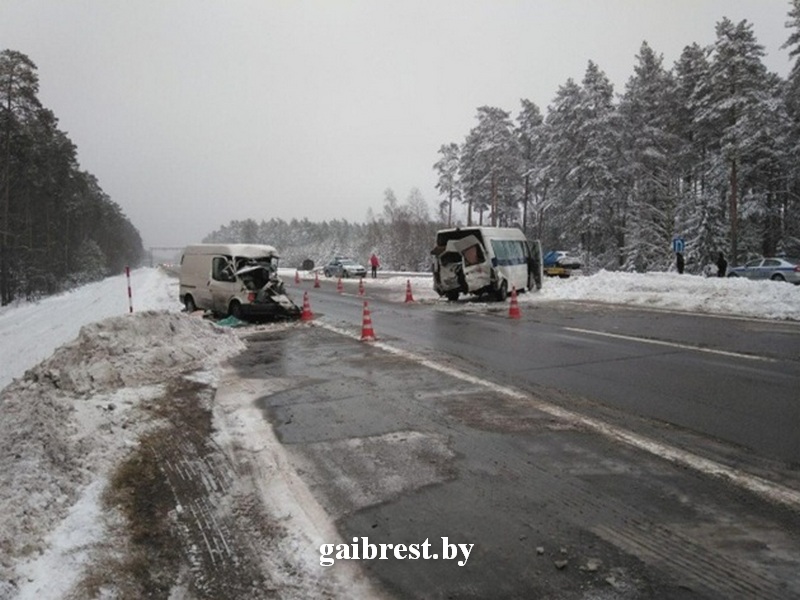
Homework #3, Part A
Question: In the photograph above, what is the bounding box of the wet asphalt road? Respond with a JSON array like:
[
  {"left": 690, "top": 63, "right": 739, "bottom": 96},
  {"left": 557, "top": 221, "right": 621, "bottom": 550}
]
[
  {"left": 233, "top": 315, "right": 800, "bottom": 599},
  {"left": 290, "top": 278, "right": 800, "bottom": 465},
  {"left": 224, "top": 277, "right": 800, "bottom": 598}
]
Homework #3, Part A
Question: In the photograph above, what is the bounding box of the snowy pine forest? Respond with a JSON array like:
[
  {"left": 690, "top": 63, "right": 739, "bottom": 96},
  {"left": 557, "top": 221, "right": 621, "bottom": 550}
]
[
  {"left": 435, "top": 15, "right": 800, "bottom": 273},
  {"left": 210, "top": 11, "right": 800, "bottom": 274},
  {"left": 6, "top": 7, "right": 800, "bottom": 298},
  {"left": 0, "top": 51, "right": 144, "bottom": 305}
]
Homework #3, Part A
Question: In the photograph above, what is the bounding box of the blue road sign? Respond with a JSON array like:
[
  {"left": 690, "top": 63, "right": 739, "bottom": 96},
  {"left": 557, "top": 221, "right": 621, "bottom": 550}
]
[{"left": 672, "top": 237, "right": 685, "bottom": 254}]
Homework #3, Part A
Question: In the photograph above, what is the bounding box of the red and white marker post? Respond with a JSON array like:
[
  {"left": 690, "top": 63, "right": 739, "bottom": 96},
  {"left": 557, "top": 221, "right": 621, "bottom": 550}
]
[{"left": 125, "top": 266, "right": 134, "bottom": 313}]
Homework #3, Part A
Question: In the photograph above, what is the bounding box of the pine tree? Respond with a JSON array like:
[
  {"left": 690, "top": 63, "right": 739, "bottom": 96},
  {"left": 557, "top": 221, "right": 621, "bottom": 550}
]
[
  {"left": 516, "top": 99, "right": 544, "bottom": 237},
  {"left": 781, "top": 0, "right": 800, "bottom": 254},
  {"left": 697, "top": 18, "right": 770, "bottom": 264},
  {"left": 459, "top": 106, "right": 521, "bottom": 227},
  {"left": 433, "top": 143, "right": 461, "bottom": 227},
  {"left": 619, "top": 42, "right": 682, "bottom": 271},
  {"left": 539, "top": 78, "right": 584, "bottom": 250},
  {"left": 736, "top": 72, "right": 793, "bottom": 257},
  {"left": 550, "top": 62, "right": 625, "bottom": 268},
  {"left": 782, "top": 0, "right": 800, "bottom": 119}
]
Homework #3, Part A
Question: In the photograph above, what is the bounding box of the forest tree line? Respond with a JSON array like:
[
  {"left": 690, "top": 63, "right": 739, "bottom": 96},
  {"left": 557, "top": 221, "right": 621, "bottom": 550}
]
[
  {"left": 0, "top": 50, "right": 144, "bottom": 305},
  {"left": 204, "top": 188, "right": 440, "bottom": 271},
  {"left": 6, "top": 5, "right": 800, "bottom": 299},
  {"left": 212, "top": 7, "right": 800, "bottom": 275},
  {"left": 434, "top": 9, "right": 800, "bottom": 272}
]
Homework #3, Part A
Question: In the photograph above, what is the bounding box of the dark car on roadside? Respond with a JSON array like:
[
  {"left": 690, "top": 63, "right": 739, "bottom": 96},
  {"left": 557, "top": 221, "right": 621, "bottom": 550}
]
[
  {"left": 323, "top": 257, "right": 367, "bottom": 278},
  {"left": 727, "top": 257, "right": 800, "bottom": 284}
]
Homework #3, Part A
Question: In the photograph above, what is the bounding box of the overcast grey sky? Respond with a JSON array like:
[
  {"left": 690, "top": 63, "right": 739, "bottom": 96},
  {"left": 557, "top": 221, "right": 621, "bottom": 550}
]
[{"left": 1, "top": 0, "right": 794, "bottom": 249}]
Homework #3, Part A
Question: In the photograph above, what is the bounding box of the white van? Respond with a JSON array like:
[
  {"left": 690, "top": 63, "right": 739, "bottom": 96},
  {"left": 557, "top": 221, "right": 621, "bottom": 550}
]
[
  {"left": 431, "top": 227, "right": 542, "bottom": 301},
  {"left": 179, "top": 244, "right": 299, "bottom": 320}
]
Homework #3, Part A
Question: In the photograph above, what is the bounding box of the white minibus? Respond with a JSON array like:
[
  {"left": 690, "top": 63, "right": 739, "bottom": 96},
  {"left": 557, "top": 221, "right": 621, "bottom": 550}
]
[{"left": 431, "top": 227, "right": 542, "bottom": 301}]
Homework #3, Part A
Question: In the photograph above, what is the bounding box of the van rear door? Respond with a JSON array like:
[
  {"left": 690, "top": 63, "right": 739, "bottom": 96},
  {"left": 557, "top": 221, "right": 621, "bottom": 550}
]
[{"left": 449, "top": 235, "right": 491, "bottom": 293}]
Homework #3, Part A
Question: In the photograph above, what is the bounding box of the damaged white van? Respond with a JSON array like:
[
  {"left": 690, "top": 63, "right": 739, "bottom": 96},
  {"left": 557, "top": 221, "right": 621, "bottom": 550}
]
[
  {"left": 179, "top": 244, "right": 300, "bottom": 320},
  {"left": 431, "top": 227, "right": 542, "bottom": 301}
]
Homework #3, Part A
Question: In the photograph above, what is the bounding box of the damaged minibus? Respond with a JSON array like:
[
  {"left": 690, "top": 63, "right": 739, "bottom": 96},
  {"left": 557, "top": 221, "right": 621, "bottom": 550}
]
[
  {"left": 431, "top": 227, "right": 543, "bottom": 301},
  {"left": 179, "top": 244, "right": 300, "bottom": 320}
]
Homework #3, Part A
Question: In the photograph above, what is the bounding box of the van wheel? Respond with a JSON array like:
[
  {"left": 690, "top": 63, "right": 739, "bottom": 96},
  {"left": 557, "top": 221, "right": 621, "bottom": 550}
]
[
  {"left": 229, "top": 300, "right": 243, "bottom": 320},
  {"left": 495, "top": 280, "right": 508, "bottom": 302},
  {"left": 184, "top": 295, "right": 197, "bottom": 312}
]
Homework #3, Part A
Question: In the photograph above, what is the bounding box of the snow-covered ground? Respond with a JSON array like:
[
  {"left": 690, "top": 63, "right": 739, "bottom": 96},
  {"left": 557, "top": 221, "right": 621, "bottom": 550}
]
[
  {"left": 0, "top": 266, "right": 797, "bottom": 599},
  {"left": 3, "top": 268, "right": 795, "bottom": 391},
  {"left": 0, "top": 269, "right": 183, "bottom": 392},
  {"left": 328, "top": 268, "right": 800, "bottom": 321}
]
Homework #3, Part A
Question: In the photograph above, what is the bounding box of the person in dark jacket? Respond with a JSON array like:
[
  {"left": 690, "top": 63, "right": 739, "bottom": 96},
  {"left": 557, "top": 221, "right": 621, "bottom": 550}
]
[{"left": 716, "top": 252, "right": 728, "bottom": 277}]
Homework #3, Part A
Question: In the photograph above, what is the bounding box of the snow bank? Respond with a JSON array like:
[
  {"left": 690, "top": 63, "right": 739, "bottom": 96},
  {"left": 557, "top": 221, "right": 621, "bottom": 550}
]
[
  {"left": 534, "top": 271, "right": 800, "bottom": 320},
  {"left": 0, "top": 310, "right": 245, "bottom": 599},
  {"left": 0, "top": 268, "right": 183, "bottom": 391}
]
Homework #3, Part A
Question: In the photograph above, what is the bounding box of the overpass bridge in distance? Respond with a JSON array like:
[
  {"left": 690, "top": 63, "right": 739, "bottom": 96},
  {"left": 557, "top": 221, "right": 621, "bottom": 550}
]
[{"left": 148, "top": 246, "right": 185, "bottom": 268}]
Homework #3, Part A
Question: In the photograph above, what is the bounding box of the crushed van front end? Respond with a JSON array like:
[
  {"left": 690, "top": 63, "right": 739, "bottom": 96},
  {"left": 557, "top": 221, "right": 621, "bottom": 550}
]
[{"left": 233, "top": 266, "right": 301, "bottom": 321}]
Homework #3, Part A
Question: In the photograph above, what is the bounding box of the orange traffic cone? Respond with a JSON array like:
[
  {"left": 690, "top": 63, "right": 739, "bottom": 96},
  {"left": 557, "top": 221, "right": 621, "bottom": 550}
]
[
  {"left": 360, "top": 300, "right": 376, "bottom": 341},
  {"left": 337, "top": 277, "right": 344, "bottom": 293},
  {"left": 294, "top": 270, "right": 300, "bottom": 284},
  {"left": 358, "top": 278, "right": 365, "bottom": 296},
  {"left": 300, "top": 291, "right": 314, "bottom": 321},
  {"left": 404, "top": 279, "right": 415, "bottom": 303},
  {"left": 508, "top": 286, "right": 521, "bottom": 319},
  {"left": 314, "top": 271, "right": 321, "bottom": 288}
]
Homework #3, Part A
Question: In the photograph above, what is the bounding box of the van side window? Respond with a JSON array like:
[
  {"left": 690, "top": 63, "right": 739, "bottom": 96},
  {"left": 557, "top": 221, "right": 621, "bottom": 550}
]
[{"left": 212, "top": 256, "right": 236, "bottom": 282}]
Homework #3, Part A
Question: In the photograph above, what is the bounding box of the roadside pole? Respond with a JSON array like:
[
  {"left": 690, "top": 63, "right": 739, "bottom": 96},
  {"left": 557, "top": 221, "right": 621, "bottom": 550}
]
[{"left": 125, "top": 266, "right": 133, "bottom": 313}]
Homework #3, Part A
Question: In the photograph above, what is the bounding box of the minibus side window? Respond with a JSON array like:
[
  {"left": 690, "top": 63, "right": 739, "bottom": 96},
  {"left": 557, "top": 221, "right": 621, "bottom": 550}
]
[
  {"left": 491, "top": 240, "right": 512, "bottom": 263},
  {"left": 491, "top": 239, "right": 528, "bottom": 265}
]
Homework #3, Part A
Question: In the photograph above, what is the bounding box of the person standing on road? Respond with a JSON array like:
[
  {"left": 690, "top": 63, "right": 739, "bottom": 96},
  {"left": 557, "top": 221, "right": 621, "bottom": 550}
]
[
  {"left": 716, "top": 252, "right": 728, "bottom": 277},
  {"left": 370, "top": 253, "right": 380, "bottom": 278}
]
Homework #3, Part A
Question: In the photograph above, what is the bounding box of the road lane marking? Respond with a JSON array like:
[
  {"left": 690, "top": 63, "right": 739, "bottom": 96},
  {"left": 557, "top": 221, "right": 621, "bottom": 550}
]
[
  {"left": 564, "top": 327, "right": 777, "bottom": 362},
  {"left": 315, "top": 320, "right": 800, "bottom": 511}
]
